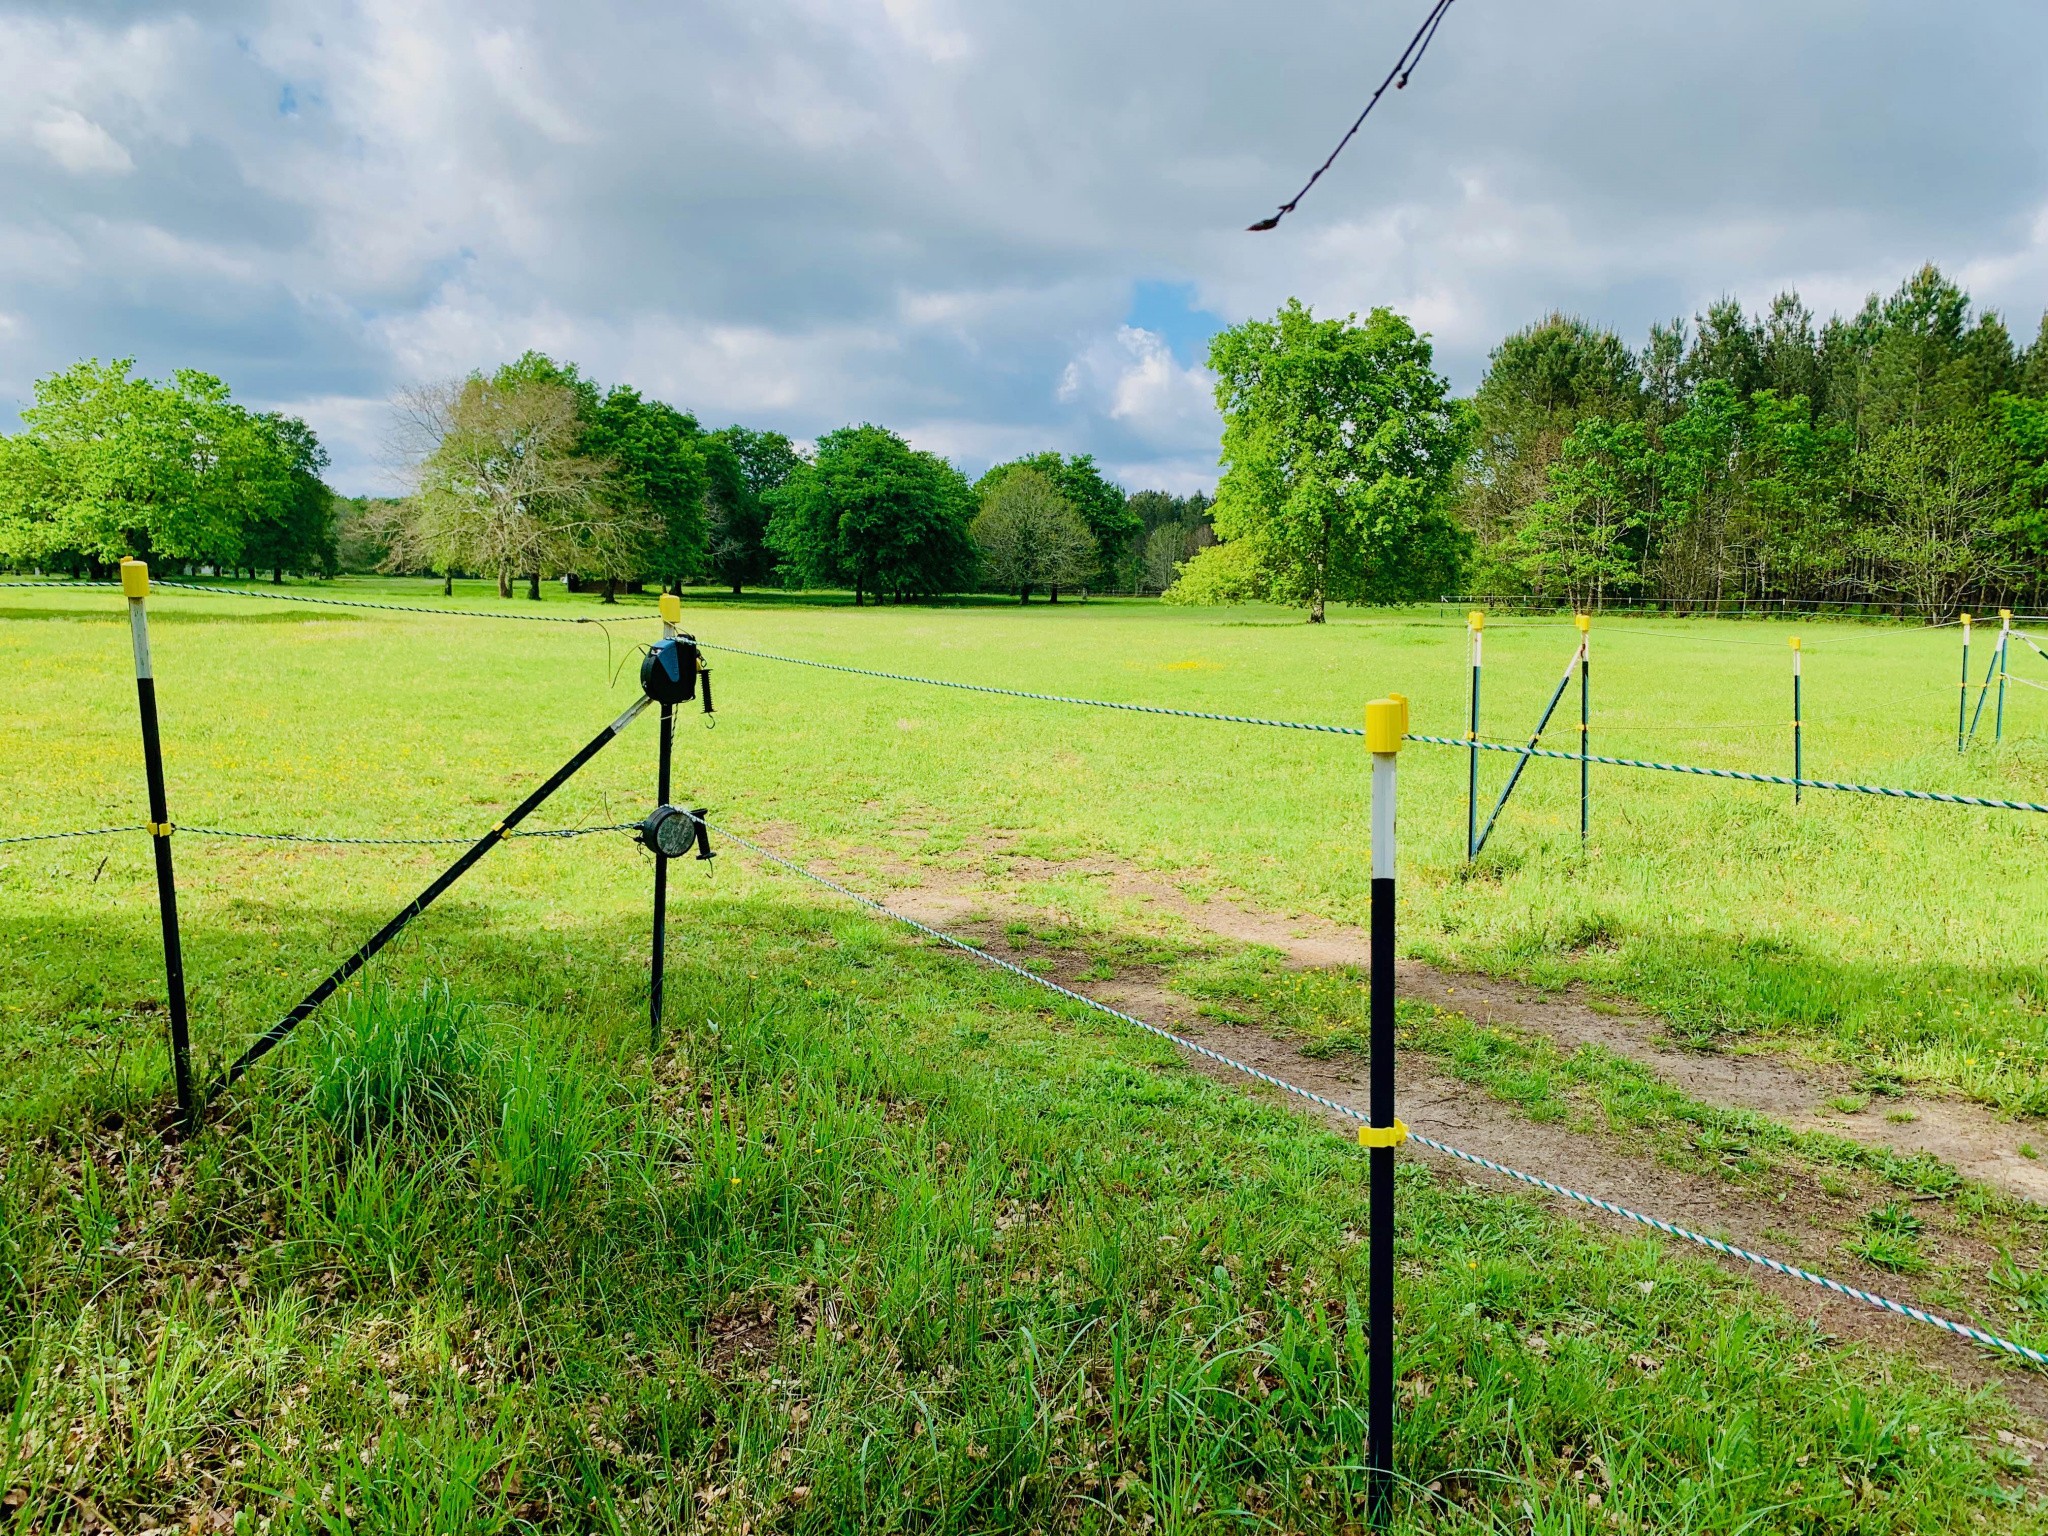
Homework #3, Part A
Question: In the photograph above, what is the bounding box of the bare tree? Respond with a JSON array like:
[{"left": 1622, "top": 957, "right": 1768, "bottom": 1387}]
[{"left": 386, "top": 377, "right": 641, "bottom": 599}]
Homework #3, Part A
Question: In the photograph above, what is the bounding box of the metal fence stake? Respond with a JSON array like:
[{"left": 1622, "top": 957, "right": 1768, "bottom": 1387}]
[
  {"left": 652, "top": 593, "right": 680, "bottom": 1046},
  {"left": 1791, "top": 635, "right": 1802, "bottom": 804},
  {"left": 1466, "top": 611, "right": 1482, "bottom": 861},
  {"left": 1576, "top": 613, "right": 1590, "bottom": 847},
  {"left": 122, "top": 560, "right": 196, "bottom": 1129},
  {"left": 1363, "top": 692, "right": 1409, "bottom": 1526},
  {"left": 1958, "top": 614, "right": 1972, "bottom": 753}
]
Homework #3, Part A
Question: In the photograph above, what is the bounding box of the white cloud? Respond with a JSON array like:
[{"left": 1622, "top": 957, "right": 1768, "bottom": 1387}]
[
  {"left": 1060, "top": 326, "right": 1215, "bottom": 446},
  {"left": 29, "top": 109, "right": 133, "bottom": 175}
]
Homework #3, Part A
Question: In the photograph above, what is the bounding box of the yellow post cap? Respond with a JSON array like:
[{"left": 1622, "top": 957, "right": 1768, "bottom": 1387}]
[
  {"left": 1467, "top": 609, "right": 1484, "bottom": 631},
  {"left": 1789, "top": 635, "right": 1800, "bottom": 650},
  {"left": 2001, "top": 609, "right": 2013, "bottom": 621},
  {"left": 1962, "top": 613, "right": 1972, "bottom": 627},
  {"left": 1365, "top": 693, "right": 1409, "bottom": 753},
  {"left": 1574, "top": 613, "right": 1590, "bottom": 632},
  {"left": 658, "top": 592, "right": 682, "bottom": 625},
  {"left": 119, "top": 559, "right": 149, "bottom": 598}
]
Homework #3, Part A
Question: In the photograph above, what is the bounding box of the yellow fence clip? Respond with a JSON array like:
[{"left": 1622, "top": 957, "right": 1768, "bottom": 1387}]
[
  {"left": 147, "top": 821, "right": 174, "bottom": 837},
  {"left": 1358, "top": 1119, "right": 1409, "bottom": 1149},
  {"left": 120, "top": 559, "right": 150, "bottom": 599},
  {"left": 493, "top": 821, "right": 509, "bottom": 839}
]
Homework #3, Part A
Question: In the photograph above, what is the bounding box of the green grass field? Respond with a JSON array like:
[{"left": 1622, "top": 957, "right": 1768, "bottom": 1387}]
[{"left": 5, "top": 577, "right": 2048, "bottom": 1531}]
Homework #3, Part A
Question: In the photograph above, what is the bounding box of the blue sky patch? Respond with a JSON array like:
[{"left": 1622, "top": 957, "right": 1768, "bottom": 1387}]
[{"left": 1125, "top": 280, "right": 1227, "bottom": 366}]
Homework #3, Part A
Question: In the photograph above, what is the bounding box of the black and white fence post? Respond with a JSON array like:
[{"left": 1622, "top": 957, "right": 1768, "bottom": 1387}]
[
  {"left": 1576, "top": 613, "right": 1590, "bottom": 848},
  {"left": 1363, "top": 692, "right": 1410, "bottom": 1525},
  {"left": 1790, "top": 635, "right": 1802, "bottom": 803},
  {"left": 1997, "top": 608, "right": 2012, "bottom": 743},
  {"left": 1465, "top": 611, "right": 1482, "bottom": 861},
  {"left": 651, "top": 592, "right": 680, "bottom": 1046},
  {"left": 1957, "top": 613, "right": 1972, "bottom": 754},
  {"left": 123, "top": 560, "right": 197, "bottom": 1129}
]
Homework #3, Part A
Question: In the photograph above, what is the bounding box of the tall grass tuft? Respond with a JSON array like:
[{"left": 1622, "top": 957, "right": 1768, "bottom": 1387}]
[
  {"left": 488, "top": 1046, "right": 606, "bottom": 1211},
  {"left": 308, "top": 982, "right": 485, "bottom": 1143}
]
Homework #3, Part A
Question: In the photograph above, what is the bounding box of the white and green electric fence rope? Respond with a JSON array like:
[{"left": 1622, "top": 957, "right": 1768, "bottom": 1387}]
[{"left": 709, "top": 818, "right": 2048, "bottom": 1371}]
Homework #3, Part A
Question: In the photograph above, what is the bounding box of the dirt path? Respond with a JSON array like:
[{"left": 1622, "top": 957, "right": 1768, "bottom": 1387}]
[
  {"left": 748, "top": 842, "right": 2048, "bottom": 1423},
  {"left": 981, "top": 854, "right": 2048, "bottom": 1207},
  {"left": 865, "top": 881, "right": 2048, "bottom": 1422}
]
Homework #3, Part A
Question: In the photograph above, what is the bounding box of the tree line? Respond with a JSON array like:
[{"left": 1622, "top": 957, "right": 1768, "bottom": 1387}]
[
  {"left": 0, "top": 346, "right": 1216, "bottom": 605},
  {"left": 21, "top": 260, "right": 2034, "bottom": 620},
  {"left": 1159, "top": 267, "right": 2048, "bottom": 622},
  {"left": 1459, "top": 264, "right": 2048, "bottom": 616}
]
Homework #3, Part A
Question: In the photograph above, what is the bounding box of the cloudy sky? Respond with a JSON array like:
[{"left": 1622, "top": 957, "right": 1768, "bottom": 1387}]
[{"left": 3, "top": 1, "right": 2046, "bottom": 494}]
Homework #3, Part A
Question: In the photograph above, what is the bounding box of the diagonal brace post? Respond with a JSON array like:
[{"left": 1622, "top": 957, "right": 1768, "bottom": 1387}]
[
  {"left": 222, "top": 696, "right": 652, "bottom": 1089},
  {"left": 1472, "top": 639, "right": 1583, "bottom": 858},
  {"left": 1966, "top": 630, "right": 2003, "bottom": 745}
]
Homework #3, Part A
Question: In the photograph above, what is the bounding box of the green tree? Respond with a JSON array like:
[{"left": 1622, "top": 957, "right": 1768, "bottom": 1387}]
[
  {"left": 1514, "top": 417, "right": 1651, "bottom": 608},
  {"left": 1463, "top": 313, "right": 1640, "bottom": 586},
  {"left": 0, "top": 359, "right": 333, "bottom": 576},
  {"left": 765, "top": 425, "right": 975, "bottom": 604},
  {"left": 1740, "top": 390, "right": 1853, "bottom": 600},
  {"left": 238, "top": 413, "right": 338, "bottom": 582},
  {"left": 2021, "top": 315, "right": 2048, "bottom": 398},
  {"left": 1857, "top": 418, "right": 2015, "bottom": 618},
  {"left": 1207, "top": 300, "right": 1471, "bottom": 622},
  {"left": 1161, "top": 539, "right": 1267, "bottom": 605},
  {"left": 1138, "top": 521, "right": 1213, "bottom": 593},
  {"left": 970, "top": 467, "right": 1098, "bottom": 602},
  {"left": 974, "top": 453, "right": 1137, "bottom": 591},
  {"left": 584, "top": 386, "right": 712, "bottom": 601},
  {"left": 706, "top": 426, "right": 798, "bottom": 594}
]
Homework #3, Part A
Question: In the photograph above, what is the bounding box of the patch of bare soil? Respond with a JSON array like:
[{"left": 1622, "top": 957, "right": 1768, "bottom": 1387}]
[
  {"left": 763, "top": 838, "right": 2048, "bottom": 1421},
  {"left": 960, "top": 915, "right": 2048, "bottom": 1422},
  {"left": 986, "top": 853, "right": 2048, "bottom": 1208}
]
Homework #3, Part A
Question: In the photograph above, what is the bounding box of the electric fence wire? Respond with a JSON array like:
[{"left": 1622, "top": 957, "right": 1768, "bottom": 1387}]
[
  {"left": 1403, "top": 734, "right": 2048, "bottom": 814},
  {"left": 701, "top": 640, "right": 1372, "bottom": 736},
  {"left": 0, "top": 578, "right": 607, "bottom": 624},
  {"left": 0, "top": 824, "right": 144, "bottom": 846},
  {"left": 706, "top": 641, "right": 2048, "bottom": 815},
  {"left": 710, "top": 819, "right": 2048, "bottom": 1369},
  {"left": 0, "top": 822, "right": 640, "bottom": 848}
]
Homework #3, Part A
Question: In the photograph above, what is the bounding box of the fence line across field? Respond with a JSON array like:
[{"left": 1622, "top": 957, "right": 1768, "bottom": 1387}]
[
  {"left": 708, "top": 816, "right": 2048, "bottom": 1372},
  {"left": 701, "top": 641, "right": 2048, "bottom": 817}
]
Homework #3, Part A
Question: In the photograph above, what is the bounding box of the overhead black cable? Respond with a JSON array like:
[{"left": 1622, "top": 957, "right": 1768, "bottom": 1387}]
[{"left": 1247, "top": 0, "right": 1457, "bottom": 231}]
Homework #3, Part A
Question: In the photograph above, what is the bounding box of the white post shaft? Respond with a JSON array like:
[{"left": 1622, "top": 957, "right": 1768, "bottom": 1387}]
[
  {"left": 1371, "top": 753, "right": 1396, "bottom": 879},
  {"left": 128, "top": 596, "right": 153, "bottom": 680}
]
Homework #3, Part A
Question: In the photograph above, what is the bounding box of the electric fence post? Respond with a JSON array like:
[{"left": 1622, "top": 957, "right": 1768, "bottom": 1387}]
[
  {"left": 651, "top": 592, "right": 680, "bottom": 1046},
  {"left": 121, "top": 560, "right": 196, "bottom": 1130},
  {"left": 1958, "top": 615, "right": 1972, "bottom": 754},
  {"left": 1790, "top": 635, "right": 1802, "bottom": 804},
  {"left": 1466, "top": 611, "right": 1482, "bottom": 861},
  {"left": 1362, "top": 692, "right": 1410, "bottom": 1527},
  {"left": 1575, "top": 613, "right": 1590, "bottom": 847},
  {"left": 1997, "top": 609, "right": 2012, "bottom": 743}
]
